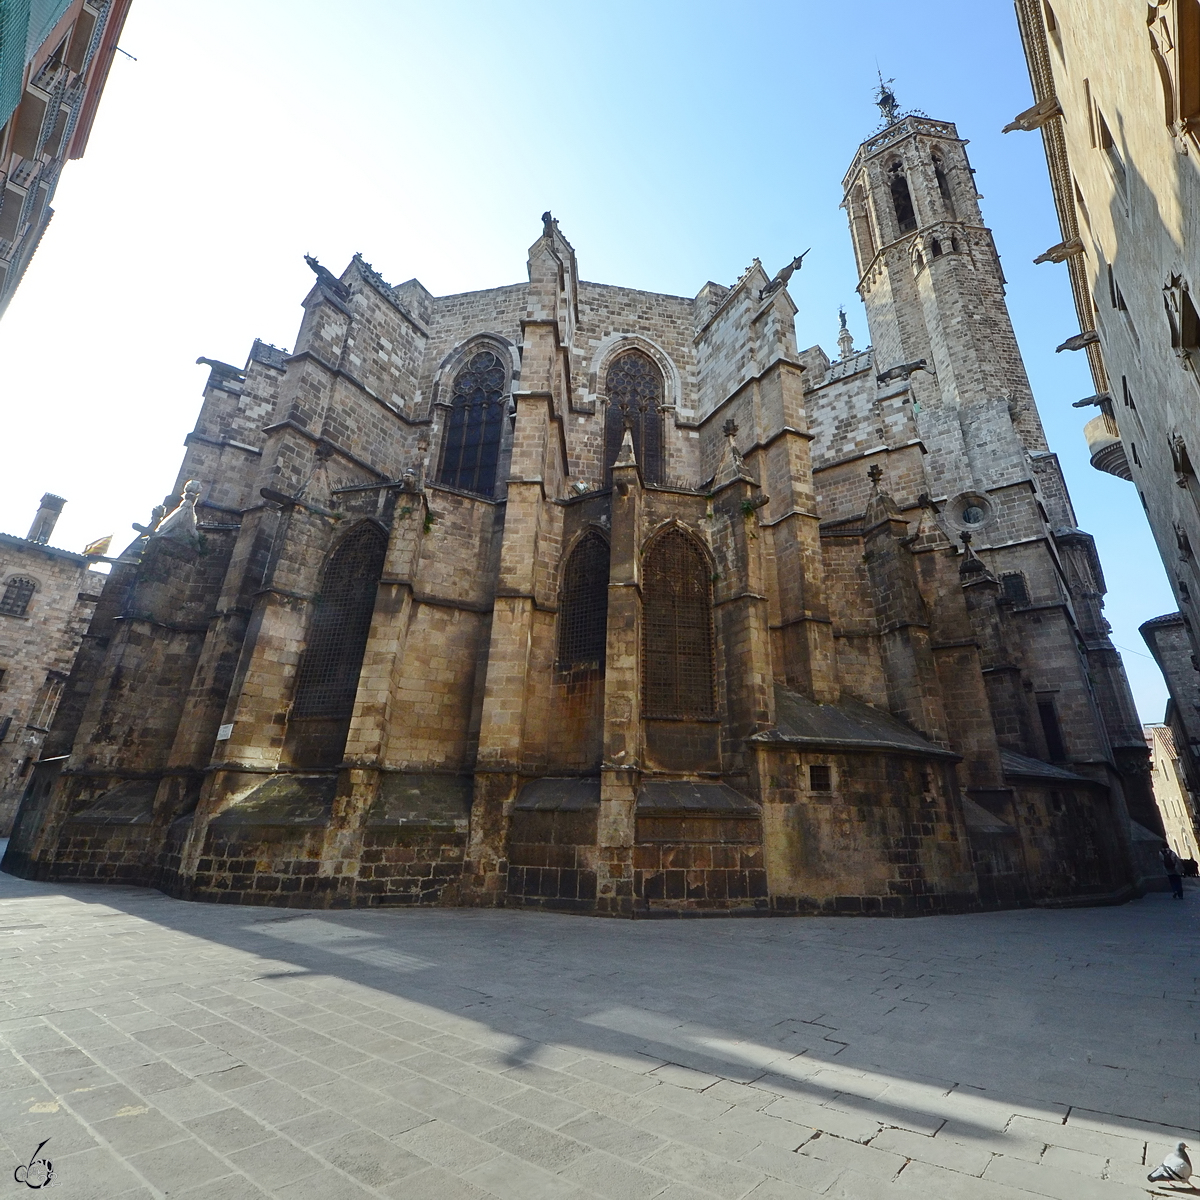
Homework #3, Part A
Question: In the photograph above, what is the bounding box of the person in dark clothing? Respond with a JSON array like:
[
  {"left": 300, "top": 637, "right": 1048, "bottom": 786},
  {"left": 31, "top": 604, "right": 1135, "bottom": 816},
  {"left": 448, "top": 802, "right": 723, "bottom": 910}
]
[{"left": 1161, "top": 843, "right": 1185, "bottom": 900}]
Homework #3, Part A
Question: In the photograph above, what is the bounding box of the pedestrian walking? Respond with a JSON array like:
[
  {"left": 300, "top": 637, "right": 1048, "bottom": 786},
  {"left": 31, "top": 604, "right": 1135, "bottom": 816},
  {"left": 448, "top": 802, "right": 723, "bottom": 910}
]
[{"left": 1160, "top": 843, "right": 1185, "bottom": 900}]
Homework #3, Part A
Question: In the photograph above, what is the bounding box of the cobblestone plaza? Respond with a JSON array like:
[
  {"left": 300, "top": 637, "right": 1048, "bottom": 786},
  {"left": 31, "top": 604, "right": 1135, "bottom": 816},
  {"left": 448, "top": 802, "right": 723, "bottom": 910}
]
[{"left": 0, "top": 860, "right": 1194, "bottom": 1199}]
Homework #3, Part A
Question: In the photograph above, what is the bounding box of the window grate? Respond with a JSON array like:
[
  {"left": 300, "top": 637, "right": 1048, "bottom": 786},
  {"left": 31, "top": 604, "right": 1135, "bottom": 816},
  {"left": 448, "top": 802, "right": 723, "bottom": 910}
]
[
  {"left": 604, "top": 350, "right": 663, "bottom": 485},
  {"left": 0, "top": 577, "right": 35, "bottom": 616},
  {"left": 1000, "top": 573, "right": 1030, "bottom": 606},
  {"left": 438, "top": 350, "right": 506, "bottom": 497},
  {"left": 642, "top": 529, "right": 715, "bottom": 719},
  {"left": 292, "top": 523, "right": 388, "bottom": 720},
  {"left": 809, "top": 764, "right": 832, "bottom": 792},
  {"left": 557, "top": 533, "right": 609, "bottom": 671}
]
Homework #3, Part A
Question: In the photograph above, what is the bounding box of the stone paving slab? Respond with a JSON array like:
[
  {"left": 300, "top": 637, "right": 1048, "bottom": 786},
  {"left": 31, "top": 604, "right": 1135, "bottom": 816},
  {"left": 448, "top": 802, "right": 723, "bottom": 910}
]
[{"left": 0, "top": 857, "right": 1195, "bottom": 1199}]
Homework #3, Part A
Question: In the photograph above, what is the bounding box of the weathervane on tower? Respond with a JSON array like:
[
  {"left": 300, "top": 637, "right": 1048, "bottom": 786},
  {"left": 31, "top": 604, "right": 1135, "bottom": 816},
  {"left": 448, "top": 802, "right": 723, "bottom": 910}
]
[{"left": 875, "top": 73, "right": 900, "bottom": 124}]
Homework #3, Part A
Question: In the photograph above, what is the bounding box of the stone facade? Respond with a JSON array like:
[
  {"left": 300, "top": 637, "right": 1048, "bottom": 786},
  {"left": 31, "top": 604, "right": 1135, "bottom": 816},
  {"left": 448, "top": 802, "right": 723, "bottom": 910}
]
[
  {"left": 2, "top": 109, "right": 1159, "bottom": 913},
  {"left": 1012, "top": 0, "right": 1200, "bottom": 742},
  {"left": 0, "top": 494, "right": 102, "bottom": 834},
  {"left": 1145, "top": 721, "right": 1200, "bottom": 866},
  {"left": 1140, "top": 610, "right": 1200, "bottom": 858}
]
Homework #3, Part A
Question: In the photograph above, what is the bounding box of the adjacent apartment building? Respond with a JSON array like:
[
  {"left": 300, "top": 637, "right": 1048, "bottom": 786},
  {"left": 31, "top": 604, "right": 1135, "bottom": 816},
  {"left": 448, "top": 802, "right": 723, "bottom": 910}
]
[
  {"left": 1012, "top": 0, "right": 1200, "bottom": 852},
  {"left": 0, "top": 494, "right": 102, "bottom": 834},
  {"left": 0, "top": 0, "right": 132, "bottom": 316}
]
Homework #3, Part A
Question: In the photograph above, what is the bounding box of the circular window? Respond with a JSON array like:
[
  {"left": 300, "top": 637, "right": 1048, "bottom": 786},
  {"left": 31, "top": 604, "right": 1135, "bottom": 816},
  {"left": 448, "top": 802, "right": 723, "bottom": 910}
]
[{"left": 947, "top": 492, "right": 993, "bottom": 533}]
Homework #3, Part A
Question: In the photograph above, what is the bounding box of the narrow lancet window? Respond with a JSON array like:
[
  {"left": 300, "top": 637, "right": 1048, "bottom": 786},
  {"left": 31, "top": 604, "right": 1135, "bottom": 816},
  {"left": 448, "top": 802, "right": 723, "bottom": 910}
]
[
  {"left": 439, "top": 350, "right": 506, "bottom": 497},
  {"left": 288, "top": 522, "right": 388, "bottom": 767},
  {"left": 642, "top": 529, "right": 715, "bottom": 719},
  {"left": 889, "top": 162, "right": 917, "bottom": 233},
  {"left": 604, "top": 349, "right": 664, "bottom": 486},
  {"left": 557, "top": 532, "right": 609, "bottom": 672},
  {"left": 932, "top": 152, "right": 955, "bottom": 215}
]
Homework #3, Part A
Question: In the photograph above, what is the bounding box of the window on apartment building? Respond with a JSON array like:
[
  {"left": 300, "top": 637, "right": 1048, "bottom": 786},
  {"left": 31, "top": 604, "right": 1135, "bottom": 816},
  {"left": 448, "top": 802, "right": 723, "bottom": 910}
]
[
  {"left": 0, "top": 577, "right": 35, "bottom": 616},
  {"left": 557, "top": 532, "right": 609, "bottom": 673},
  {"left": 438, "top": 349, "right": 507, "bottom": 498},
  {"left": 1177, "top": 0, "right": 1200, "bottom": 133},
  {"left": 1181, "top": 288, "right": 1200, "bottom": 354},
  {"left": 27, "top": 672, "right": 65, "bottom": 731},
  {"left": 1044, "top": 1, "right": 1063, "bottom": 53},
  {"left": 1096, "top": 109, "right": 1128, "bottom": 193},
  {"left": 888, "top": 161, "right": 917, "bottom": 233},
  {"left": 0, "top": 717, "right": 11, "bottom": 743},
  {"left": 1122, "top": 376, "right": 1138, "bottom": 411},
  {"left": 642, "top": 529, "right": 715, "bottom": 719},
  {"left": 604, "top": 349, "right": 664, "bottom": 486},
  {"left": 1037, "top": 697, "right": 1068, "bottom": 762}
]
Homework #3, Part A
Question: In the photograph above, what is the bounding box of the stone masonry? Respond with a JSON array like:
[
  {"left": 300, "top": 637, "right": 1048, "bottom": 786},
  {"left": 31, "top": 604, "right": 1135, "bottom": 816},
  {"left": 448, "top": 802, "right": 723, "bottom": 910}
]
[
  {"left": 0, "top": 494, "right": 102, "bottom": 835},
  {"left": 1, "top": 104, "right": 1159, "bottom": 914}
]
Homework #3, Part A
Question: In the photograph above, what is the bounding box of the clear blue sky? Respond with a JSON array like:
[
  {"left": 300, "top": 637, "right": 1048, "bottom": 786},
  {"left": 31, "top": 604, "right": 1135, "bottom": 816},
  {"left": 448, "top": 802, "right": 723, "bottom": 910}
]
[{"left": 0, "top": 0, "right": 1174, "bottom": 718}]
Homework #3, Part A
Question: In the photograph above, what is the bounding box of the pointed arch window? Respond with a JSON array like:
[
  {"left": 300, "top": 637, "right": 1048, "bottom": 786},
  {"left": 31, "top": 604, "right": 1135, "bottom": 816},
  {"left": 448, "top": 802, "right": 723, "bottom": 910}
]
[
  {"left": 439, "top": 349, "right": 507, "bottom": 497},
  {"left": 888, "top": 161, "right": 917, "bottom": 233},
  {"left": 604, "top": 349, "right": 664, "bottom": 486},
  {"left": 642, "top": 529, "right": 715, "bottom": 719},
  {"left": 289, "top": 522, "right": 388, "bottom": 766},
  {"left": 0, "top": 577, "right": 35, "bottom": 617},
  {"left": 557, "top": 532, "right": 609, "bottom": 672},
  {"left": 932, "top": 151, "right": 955, "bottom": 215}
]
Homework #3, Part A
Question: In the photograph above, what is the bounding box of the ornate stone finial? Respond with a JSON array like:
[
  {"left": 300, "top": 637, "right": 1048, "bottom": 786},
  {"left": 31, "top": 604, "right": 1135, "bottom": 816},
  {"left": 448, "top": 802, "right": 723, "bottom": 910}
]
[
  {"left": 613, "top": 426, "right": 638, "bottom": 469},
  {"left": 867, "top": 464, "right": 884, "bottom": 487},
  {"left": 722, "top": 418, "right": 739, "bottom": 439},
  {"left": 837, "top": 308, "right": 855, "bottom": 359},
  {"left": 541, "top": 210, "right": 554, "bottom": 237},
  {"left": 875, "top": 74, "right": 900, "bottom": 124}
]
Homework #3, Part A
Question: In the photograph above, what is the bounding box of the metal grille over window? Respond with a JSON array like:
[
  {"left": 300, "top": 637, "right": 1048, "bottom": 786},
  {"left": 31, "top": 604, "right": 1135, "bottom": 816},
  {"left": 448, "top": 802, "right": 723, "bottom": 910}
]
[
  {"left": 557, "top": 533, "right": 609, "bottom": 671},
  {"left": 291, "top": 523, "right": 388, "bottom": 720},
  {"left": 438, "top": 350, "right": 506, "bottom": 497},
  {"left": 604, "top": 350, "right": 663, "bottom": 485},
  {"left": 642, "top": 529, "right": 715, "bottom": 718},
  {"left": 0, "top": 577, "right": 35, "bottom": 616}
]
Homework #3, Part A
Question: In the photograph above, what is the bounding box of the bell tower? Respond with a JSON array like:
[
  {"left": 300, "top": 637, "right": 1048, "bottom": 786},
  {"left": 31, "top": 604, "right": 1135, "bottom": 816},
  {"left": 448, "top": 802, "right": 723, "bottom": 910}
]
[{"left": 842, "top": 88, "right": 1049, "bottom": 462}]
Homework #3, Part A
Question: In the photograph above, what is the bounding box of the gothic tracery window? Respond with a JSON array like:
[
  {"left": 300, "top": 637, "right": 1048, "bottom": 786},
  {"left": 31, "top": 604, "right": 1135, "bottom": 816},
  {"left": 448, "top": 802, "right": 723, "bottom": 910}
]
[
  {"left": 289, "top": 522, "right": 388, "bottom": 766},
  {"left": 557, "top": 532, "right": 609, "bottom": 672},
  {"left": 438, "top": 349, "right": 507, "bottom": 497},
  {"left": 889, "top": 161, "right": 917, "bottom": 234},
  {"left": 0, "top": 577, "right": 35, "bottom": 617},
  {"left": 604, "top": 349, "right": 664, "bottom": 485},
  {"left": 642, "top": 529, "right": 715, "bottom": 719}
]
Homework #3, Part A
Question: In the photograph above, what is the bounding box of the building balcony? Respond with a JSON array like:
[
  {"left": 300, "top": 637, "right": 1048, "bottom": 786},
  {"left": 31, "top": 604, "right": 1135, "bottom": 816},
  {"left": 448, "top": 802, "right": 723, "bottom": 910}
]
[{"left": 1084, "top": 412, "right": 1132, "bottom": 480}]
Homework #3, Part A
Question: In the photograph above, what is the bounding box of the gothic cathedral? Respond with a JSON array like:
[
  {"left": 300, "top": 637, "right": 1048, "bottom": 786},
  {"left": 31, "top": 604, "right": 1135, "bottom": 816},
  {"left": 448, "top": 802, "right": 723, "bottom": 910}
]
[{"left": 3, "top": 107, "right": 1163, "bottom": 914}]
